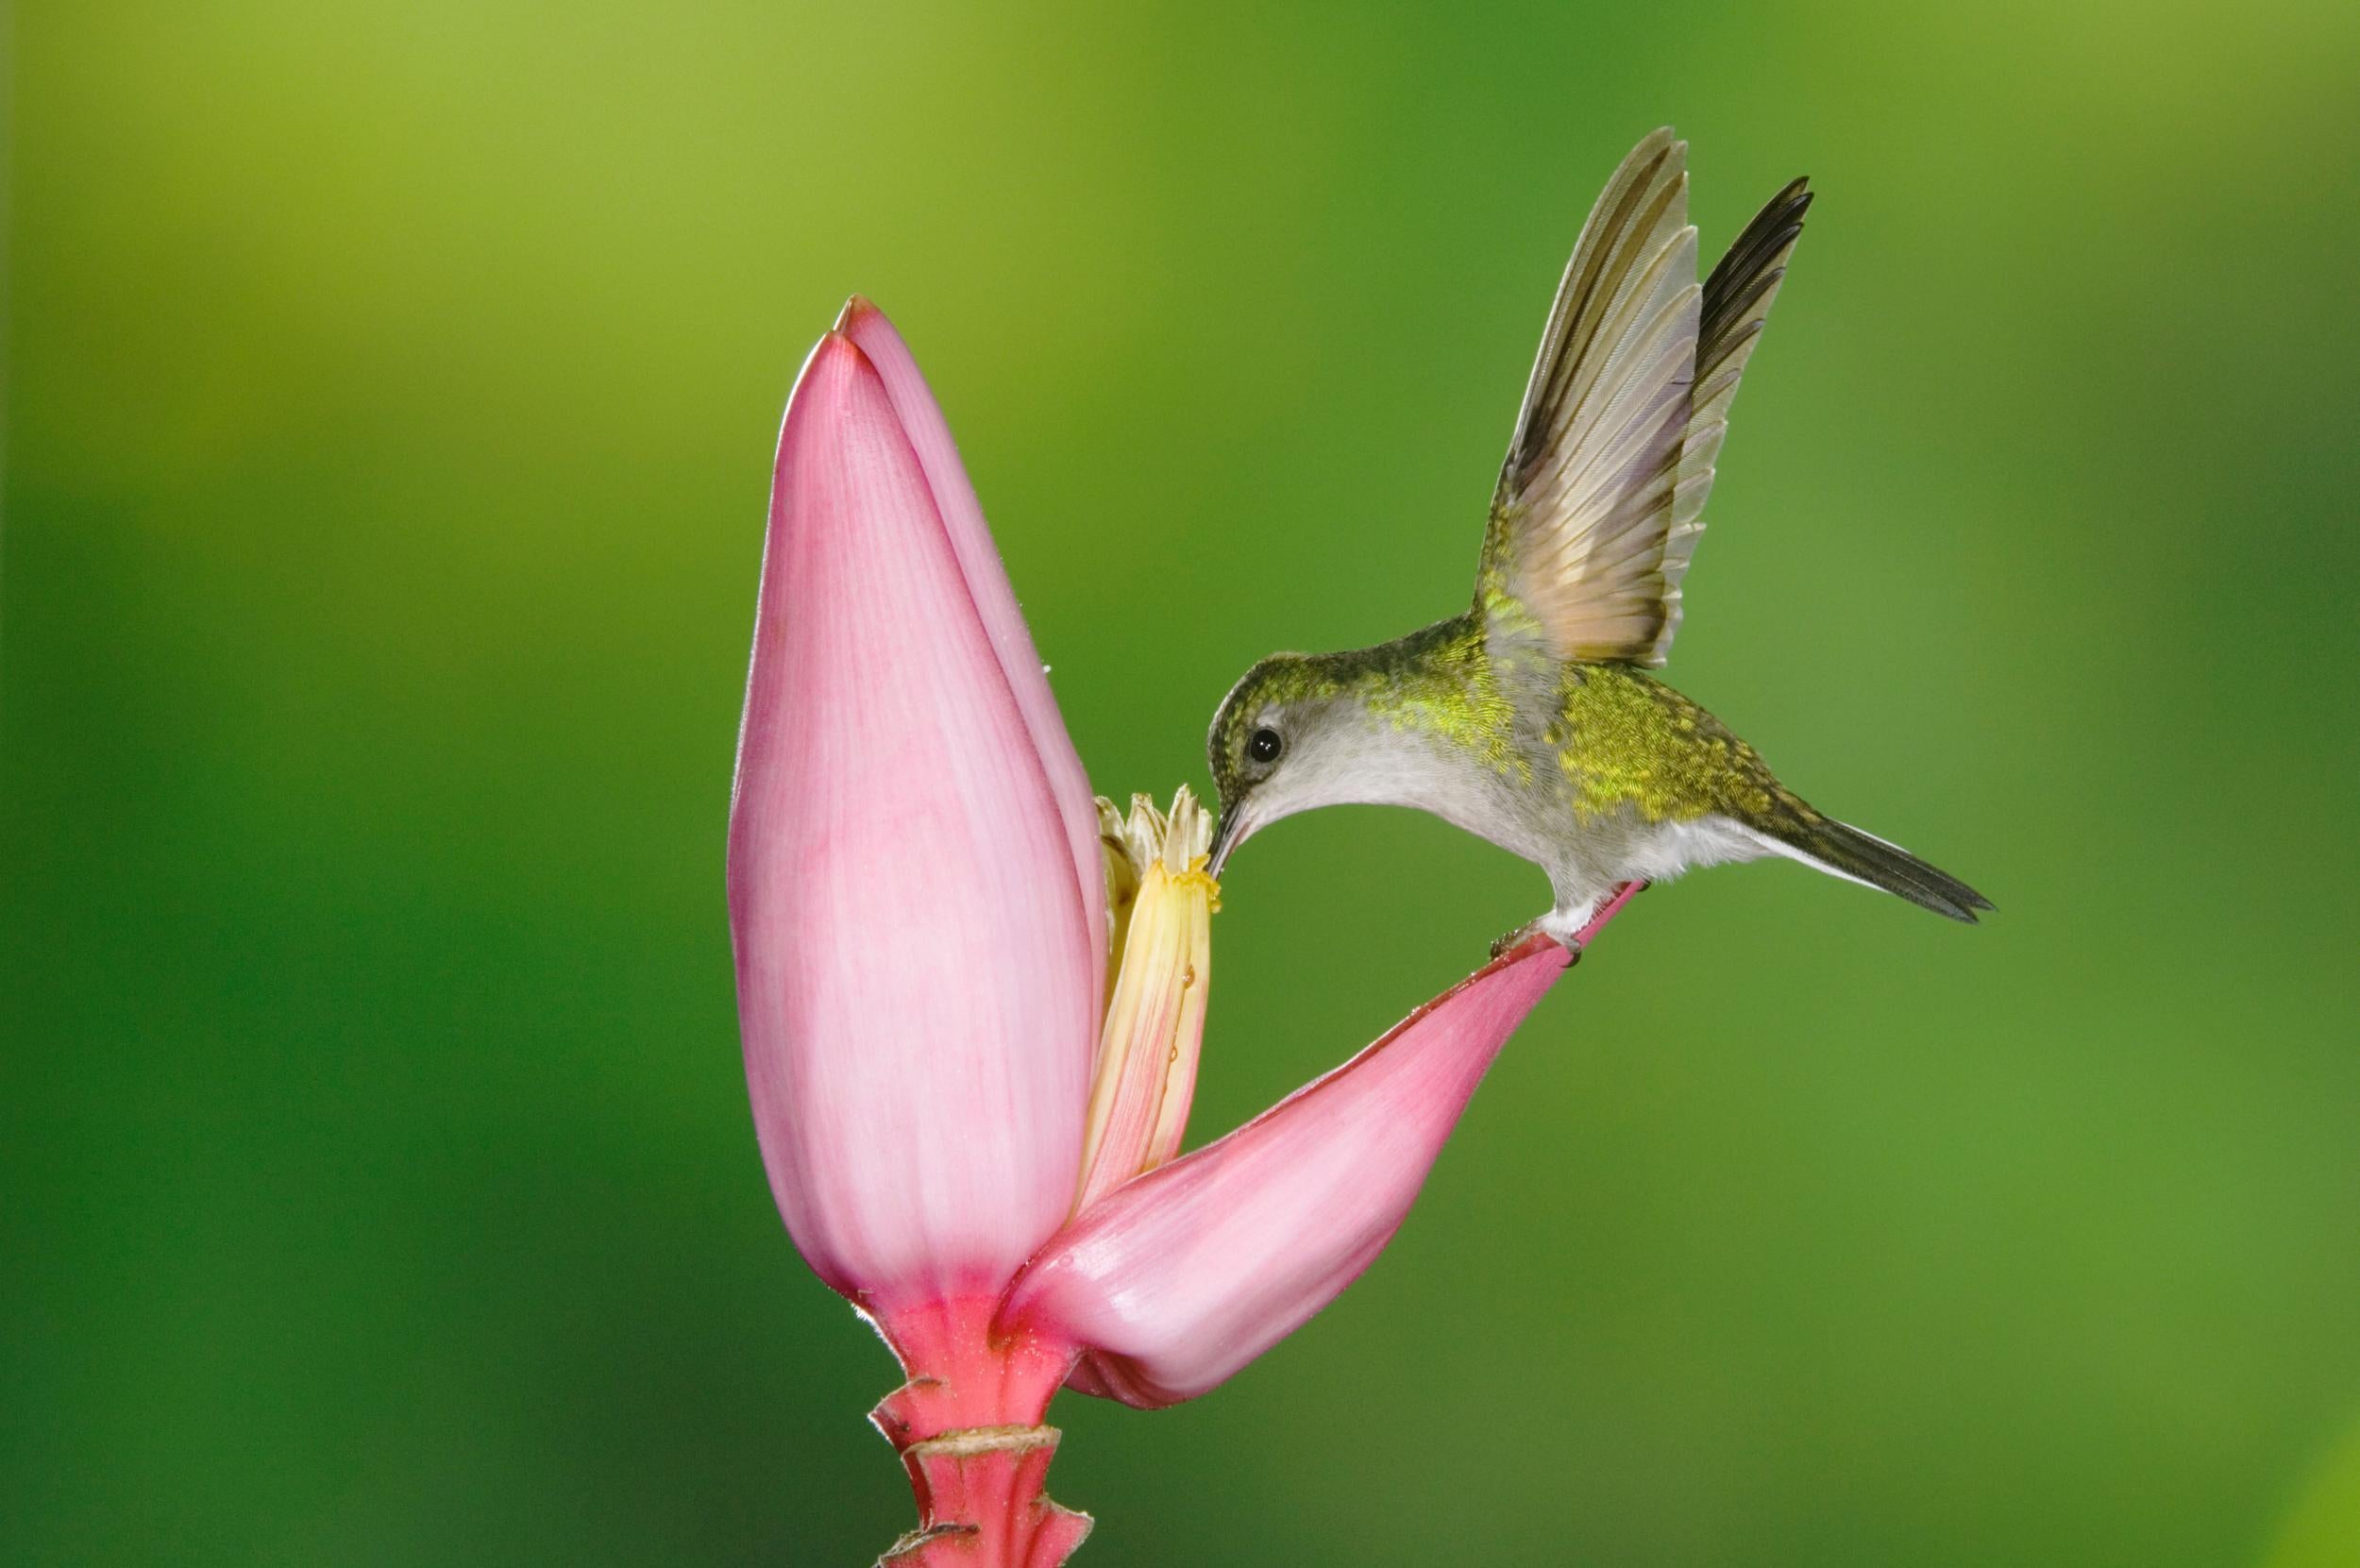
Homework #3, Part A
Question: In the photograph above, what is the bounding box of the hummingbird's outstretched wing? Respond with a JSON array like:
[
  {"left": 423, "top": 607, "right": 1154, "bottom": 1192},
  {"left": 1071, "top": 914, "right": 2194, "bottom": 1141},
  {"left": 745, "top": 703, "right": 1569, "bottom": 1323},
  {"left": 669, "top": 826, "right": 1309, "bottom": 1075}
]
[
  {"left": 1480, "top": 128, "right": 1700, "bottom": 666},
  {"left": 1652, "top": 176, "right": 1814, "bottom": 663},
  {"left": 1481, "top": 136, "right": 1814, "bottom": 667}
]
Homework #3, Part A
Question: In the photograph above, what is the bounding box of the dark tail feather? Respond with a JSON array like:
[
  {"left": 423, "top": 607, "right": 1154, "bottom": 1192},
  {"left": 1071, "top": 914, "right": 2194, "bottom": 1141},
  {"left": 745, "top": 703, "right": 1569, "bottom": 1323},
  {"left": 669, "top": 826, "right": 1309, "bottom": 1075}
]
[{"left": 1761, "top": 817, "right": 1993, "bottom": 924}]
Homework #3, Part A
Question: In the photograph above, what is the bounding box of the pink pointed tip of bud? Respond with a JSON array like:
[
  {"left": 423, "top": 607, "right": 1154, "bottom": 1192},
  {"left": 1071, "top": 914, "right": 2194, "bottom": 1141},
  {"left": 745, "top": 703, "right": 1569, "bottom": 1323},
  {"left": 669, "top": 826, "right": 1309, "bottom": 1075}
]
[
  {"left": 730, "top": 316, "right": 1102, "bottom": 1312},
  {"left": 834, "top": 294, "right": 879, "bottom": 332},
  {"left": 1000, "top": 937, "right": 1571, "bottom": 1408}
]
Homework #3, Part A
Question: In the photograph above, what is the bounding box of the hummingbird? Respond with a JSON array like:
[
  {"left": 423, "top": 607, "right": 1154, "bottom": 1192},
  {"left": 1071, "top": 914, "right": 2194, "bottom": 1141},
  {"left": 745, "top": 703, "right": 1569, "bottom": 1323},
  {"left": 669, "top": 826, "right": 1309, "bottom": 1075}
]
[{"left": 1205, "top": 127, "right": 1989, "bottom": 949}]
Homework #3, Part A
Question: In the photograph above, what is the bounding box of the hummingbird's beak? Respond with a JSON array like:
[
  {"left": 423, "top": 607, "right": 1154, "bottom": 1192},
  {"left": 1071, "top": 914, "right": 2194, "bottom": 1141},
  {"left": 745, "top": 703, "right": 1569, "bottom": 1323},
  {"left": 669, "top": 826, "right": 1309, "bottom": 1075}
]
[{"left": 1206, "top": 800, "right": 1245, "bottom": 879}]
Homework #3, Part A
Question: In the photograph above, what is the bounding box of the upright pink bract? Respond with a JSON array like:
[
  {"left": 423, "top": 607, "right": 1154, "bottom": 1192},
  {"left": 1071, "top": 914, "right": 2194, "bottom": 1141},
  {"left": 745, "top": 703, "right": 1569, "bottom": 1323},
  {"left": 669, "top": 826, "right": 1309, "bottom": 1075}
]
[
  {"left": 730, "top": 329, "right": 1098, "bottom": 1316},
  {"left": 727, "top": 301, "right": 1629, "bottom": 1567}
]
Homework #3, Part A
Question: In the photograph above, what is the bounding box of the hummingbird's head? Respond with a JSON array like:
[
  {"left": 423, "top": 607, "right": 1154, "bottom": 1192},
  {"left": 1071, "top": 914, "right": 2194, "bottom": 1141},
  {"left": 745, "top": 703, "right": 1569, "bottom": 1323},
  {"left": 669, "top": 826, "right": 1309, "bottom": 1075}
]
[{"left": 1205, "top": 651, "right": 1373, "bottom": 877}]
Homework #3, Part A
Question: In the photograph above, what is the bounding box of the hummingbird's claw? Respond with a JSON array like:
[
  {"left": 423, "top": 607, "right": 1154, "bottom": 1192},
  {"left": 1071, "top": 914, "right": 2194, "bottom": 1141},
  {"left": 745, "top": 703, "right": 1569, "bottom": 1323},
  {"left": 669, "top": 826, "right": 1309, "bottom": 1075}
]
[
  {"left": 1490, "top": 919, "right": 1574, "bottom": 964},
  {"left": 1496, "top": 882, "right": 1651, "bottom": 964}
]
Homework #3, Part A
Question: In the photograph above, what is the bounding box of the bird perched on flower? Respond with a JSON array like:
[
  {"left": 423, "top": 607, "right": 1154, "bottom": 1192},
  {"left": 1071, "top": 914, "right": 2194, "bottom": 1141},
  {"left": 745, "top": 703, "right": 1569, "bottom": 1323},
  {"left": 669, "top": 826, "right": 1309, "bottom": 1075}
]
[{"left": 1206, "top": 127, "right": 1988, "bottom": 947}]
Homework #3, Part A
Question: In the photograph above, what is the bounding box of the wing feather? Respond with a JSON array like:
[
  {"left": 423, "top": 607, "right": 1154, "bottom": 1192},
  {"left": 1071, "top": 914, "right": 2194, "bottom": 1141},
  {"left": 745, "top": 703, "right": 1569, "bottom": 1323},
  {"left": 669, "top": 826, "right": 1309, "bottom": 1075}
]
[
  {"left": 1480, "top": 129, "right": 1700, "bottom": 665},
  {"left": 1650, "top": 177, "right": 1813, "bottom": 662}
]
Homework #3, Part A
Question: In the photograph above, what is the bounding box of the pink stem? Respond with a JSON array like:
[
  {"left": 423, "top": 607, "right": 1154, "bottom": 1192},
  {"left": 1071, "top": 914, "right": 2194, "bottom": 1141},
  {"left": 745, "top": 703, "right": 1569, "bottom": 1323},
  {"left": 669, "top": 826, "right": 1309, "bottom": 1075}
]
[{"left": 866, "top": 1296, "right": 1091, "bottom": 1566}]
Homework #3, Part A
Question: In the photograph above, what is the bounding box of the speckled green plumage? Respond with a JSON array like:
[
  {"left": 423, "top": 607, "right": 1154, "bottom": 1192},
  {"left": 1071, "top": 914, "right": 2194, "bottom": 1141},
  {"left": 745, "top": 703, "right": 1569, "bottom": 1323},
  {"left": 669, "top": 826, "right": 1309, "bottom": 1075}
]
[
  {"left": 1545, "top": 661, "right": 1819, "bottom": 832},
  {"left": 1207, "top": 603, "right": 1989, "bottom": 924},
  {"left": 1351, "top": 617, "right": 1527, "bottom": 783},
  {"left": 1211, "top": 615, "right": 1808, "bottom": 835}
]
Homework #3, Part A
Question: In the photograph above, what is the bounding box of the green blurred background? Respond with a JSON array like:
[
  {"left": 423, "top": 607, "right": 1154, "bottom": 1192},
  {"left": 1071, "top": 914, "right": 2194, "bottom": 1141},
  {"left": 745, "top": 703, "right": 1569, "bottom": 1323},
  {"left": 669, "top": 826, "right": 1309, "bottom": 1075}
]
[{"left": 8, "top": 1, "right": 2359, "bottom": 1562}]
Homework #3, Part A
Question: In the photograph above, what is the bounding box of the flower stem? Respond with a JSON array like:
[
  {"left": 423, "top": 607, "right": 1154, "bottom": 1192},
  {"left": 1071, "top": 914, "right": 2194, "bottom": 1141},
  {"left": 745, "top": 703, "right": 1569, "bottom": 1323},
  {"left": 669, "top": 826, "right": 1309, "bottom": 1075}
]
[
  {"left": 876, "top": 1426, "right": 1090, "bottom": 1567},
  {"left": 866, "top": 1297, "right": 1089, "bottom": 1566}
]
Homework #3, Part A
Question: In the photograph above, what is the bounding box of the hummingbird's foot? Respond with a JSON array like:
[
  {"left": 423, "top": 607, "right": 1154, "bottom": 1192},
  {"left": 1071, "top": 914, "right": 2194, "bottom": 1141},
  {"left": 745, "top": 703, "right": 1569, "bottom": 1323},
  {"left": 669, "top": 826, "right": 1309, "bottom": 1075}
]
[
  {"left": 1489, "top": 919, "right": 1551, "bottom": 963},
  {"left": 1517, "top": 881, "right": 1651, "bottom": 960}
]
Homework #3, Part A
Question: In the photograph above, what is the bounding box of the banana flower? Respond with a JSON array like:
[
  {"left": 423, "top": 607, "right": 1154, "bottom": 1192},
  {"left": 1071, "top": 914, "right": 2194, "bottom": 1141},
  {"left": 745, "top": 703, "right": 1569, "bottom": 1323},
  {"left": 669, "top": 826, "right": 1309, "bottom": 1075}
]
[{"left": 728, "top": 300, "right": 1620, "bottom": 1565}]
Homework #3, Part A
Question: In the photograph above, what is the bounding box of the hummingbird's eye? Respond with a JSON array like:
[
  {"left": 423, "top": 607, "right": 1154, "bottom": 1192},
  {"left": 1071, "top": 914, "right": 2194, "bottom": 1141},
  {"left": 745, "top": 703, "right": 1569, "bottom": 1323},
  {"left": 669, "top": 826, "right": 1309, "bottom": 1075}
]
[{"left": 1247, "top": 726, "right": 1283, "bottom": 766}]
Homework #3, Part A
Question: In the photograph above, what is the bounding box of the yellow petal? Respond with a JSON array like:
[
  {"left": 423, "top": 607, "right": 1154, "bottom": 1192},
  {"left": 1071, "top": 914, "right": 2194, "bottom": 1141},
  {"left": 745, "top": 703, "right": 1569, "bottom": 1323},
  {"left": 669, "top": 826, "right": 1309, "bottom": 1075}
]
[{"left": 1073, "top": 787, "right": 1217, "bottom": 1214}]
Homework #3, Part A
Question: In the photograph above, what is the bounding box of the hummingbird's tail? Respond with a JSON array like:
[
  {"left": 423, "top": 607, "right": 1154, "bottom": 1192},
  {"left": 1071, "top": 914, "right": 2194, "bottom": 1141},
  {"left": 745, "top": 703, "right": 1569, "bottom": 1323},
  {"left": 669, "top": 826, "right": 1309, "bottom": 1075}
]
[{"left": 1754, "top": 815, "right": 1993, "bottom": 924}]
